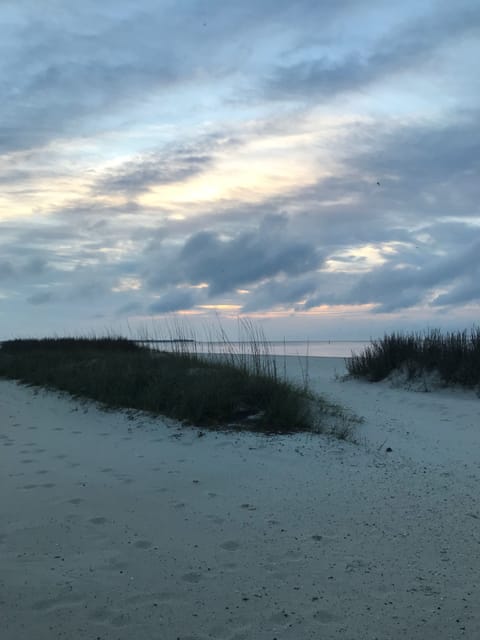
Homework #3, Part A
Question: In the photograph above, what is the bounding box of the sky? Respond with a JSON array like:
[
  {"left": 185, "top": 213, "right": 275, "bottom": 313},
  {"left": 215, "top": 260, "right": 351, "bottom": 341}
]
[{"left": 1, "top": 0, "right": 480, "bottom": 340}]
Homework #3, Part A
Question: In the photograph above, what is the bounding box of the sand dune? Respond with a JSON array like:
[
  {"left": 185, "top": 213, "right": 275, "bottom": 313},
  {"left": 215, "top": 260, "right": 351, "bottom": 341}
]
[{"left": 1, "top": 357, "right": 479, "bottom": 639}]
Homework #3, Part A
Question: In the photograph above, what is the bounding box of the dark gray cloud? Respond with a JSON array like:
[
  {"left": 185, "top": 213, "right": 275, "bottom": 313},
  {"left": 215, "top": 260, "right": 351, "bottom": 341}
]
[
  {"left": 302, "top": 225, "right": 480, "bottom": 312},
  {"left": 433, "top": 280, "right": 480, "bottom": 306},
  {"left": 0, "top": 253, "right": 52, "bottom": 282},
  {"left": 146, "top": 215, "right": 322, "bottom": 297},
  {"left": 149, "top": 289, "right": 202, "bottom": 314},
  {"left": 242, "top": 275, "right": 319, "bottom": 312},
  {"left": 350, "top": 113, "right": 480, "bottom": 198}
]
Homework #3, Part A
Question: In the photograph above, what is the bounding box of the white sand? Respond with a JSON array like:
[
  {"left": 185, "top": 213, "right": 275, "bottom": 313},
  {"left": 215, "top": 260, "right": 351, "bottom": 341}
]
[{"left": 1, "top": 357, "right": 479, "bottom": 639}]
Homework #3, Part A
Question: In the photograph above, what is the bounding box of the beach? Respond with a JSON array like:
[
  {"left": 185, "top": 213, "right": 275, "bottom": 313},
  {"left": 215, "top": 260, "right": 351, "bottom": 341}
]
[{"left": 1, "top": 356, "right": 479, "bottom": 639}]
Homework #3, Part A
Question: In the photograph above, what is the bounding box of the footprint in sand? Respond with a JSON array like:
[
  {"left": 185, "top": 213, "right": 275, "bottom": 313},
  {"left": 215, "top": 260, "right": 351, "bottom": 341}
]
[
  {"left": 134, "top": 540, "right": 152, "bottom": 549},
  {"left": 313, "top": 609, "right": 338, "bottom": 623},
  {"left": 31, "top": 594, "right": 83, "bottom": 612},
  {"left": 110, "top": 613, "right": 131, "bottom": 627},
  {"left": 126, "top": 591, "right": 178, "bottom": 606},
  {"left": 220, "top": 541, "right": 241, "bottom": 551},
  {"left": 68, "top": 498, "right": 84, "bottom": 505},
  {"left": 105, "top": 559, "right": 129, "bottom": 572},
  {"left": 267, "top": 519, "right": 280, "bottom": 526},
  {"left": 88, "top": 606, "right": 113, "bottom": 622},
  {"left": 270, "top": 611, "right": 295, "bottom": 625},
  {"left": 240, "top": 503, "right": 257, "bottom": 511},
  {"left": 89, "top": 516, "right": 108, "bottom": 525},
  {"left": 311, "top": 533, "right": 337, "bottom": 542},
  {"left": 283, "top": 549, "right": 304, "bottom": 561},
  {"left": 182, "top": 572, "right": 203, "bottom": 583},
  {"left": 64, "top": 513, "right": 82, "bottom": 524}
]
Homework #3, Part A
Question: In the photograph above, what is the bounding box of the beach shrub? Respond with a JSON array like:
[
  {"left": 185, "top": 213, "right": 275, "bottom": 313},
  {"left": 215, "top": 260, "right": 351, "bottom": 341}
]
[
  {"left": 346, "top": 328, "right": 480, "bottom": 389},
  {"left": 0, "top": 335, "right": 320, "bottom": 433}
]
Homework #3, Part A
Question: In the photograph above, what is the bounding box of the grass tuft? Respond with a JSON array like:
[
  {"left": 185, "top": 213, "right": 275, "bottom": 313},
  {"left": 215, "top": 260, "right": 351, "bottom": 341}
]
[
  {"left": 0, "top": 331, "right": 331, "bottom": 434},
  {"left": 346, "top": 328, "right": 480, "bottom": 389}
]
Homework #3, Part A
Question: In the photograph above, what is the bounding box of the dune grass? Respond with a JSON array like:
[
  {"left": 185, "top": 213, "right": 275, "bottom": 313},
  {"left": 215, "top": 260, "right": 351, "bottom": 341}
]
[
  {"left": 347, "top": 328, "right": 480, "bottom": 389},
  {"left": 0, "top": 333, "right": 325, "bottom": 434}
]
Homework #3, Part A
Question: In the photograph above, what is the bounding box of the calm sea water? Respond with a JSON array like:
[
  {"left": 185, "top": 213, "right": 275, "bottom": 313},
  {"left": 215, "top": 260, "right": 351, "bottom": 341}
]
[{"left": 147, "top": 340, "right": 370, "bottom": 358}]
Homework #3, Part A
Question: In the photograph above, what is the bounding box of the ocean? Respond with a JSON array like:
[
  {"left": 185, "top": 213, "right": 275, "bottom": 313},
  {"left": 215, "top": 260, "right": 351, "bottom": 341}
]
[{"left": 145, "top": 340, "right": 370, "bottom": 359}]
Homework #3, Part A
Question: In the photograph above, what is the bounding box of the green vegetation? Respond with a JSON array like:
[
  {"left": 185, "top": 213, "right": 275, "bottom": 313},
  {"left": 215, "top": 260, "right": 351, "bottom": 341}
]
[
  {"left": 347, "top": 328, "right": 480, "bottom": 389},
  {"left": 0, "top": 334, "right": 335, "bottom": 434}
]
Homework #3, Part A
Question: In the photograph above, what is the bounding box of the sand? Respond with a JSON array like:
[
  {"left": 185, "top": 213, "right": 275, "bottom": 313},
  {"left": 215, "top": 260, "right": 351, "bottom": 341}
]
[{"left": 1, "top": 356, "right": 479, "bottom": 639}]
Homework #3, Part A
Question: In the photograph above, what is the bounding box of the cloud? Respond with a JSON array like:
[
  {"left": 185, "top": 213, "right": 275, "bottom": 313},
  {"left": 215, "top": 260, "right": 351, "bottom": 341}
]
[
  {"left": 0, "top": 254, "right": 52, "bottom": 282},
  {"left": 23, "top": 256, "right": 49, "bottom": 276},
  {"left": 265, "top": 2, "right": 480, "bottom": 101},
  {"left": 303, "top": 225, "right": 480, "bottom": 312},
  {"left": 241, "top": 275, "right": 319, "bottom": 312},
  {"left": 26, "top": 291, "right": 55, "bottom": 305},
  {"left": 2, "top": 104, "right": 479, "bottom": 324},
  {"left": 0, "top": 261, "right": 15, "bottom": 280},
  {"left": 149, "top": 288, "right": 202, "bottom": 314},
  {"left": 2, "top": 3, "right": 180, "bottom": 153},
  {"left": 350, "top": 112, "right": 480, "bottom": 194},
  {"left": 94, "top": 133, "right": 239, "bottom": 196},
  {"left": 433, "top": 280, "right": 480, "bottom": 306},
  {"left": 0, "top": 0, "right": 383, "bottom": 155},
  {"left": 97, "top": 152, "right": 212, "bottom": 195},
  {"left": 1, "top": 1, "right": 479, "bottom": 337},
  {"left": 146, "top": 215, "right": 322, "bottom": 302}
]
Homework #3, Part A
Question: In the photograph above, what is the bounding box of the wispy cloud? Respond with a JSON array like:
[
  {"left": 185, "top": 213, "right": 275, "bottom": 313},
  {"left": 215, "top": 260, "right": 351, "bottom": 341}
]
[{"left": 265, "top": 2, "right": 480, "bottom": 101}]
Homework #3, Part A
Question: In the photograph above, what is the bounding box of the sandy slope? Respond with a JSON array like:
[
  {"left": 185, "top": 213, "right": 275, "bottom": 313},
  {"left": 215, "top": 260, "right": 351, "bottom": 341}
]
[{"left": 1, "top": 357, "right": 479, "bottom": 639}]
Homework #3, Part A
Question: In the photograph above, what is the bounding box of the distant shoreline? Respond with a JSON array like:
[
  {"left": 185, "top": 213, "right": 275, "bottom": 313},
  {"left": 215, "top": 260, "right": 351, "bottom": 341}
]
[{"left": 0, "top": 338, "right": 367, "bottom": 358}]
